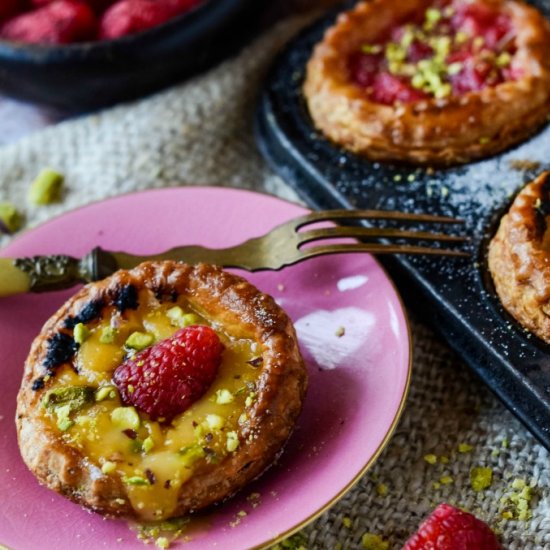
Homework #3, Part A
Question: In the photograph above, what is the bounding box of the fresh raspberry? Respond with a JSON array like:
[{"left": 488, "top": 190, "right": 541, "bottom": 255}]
[
  {"left": 402, "top": 503, "right": 502, "bottom": 550},
  {"left": 0, "top": 0, "right": 23, "bottom": 23},
  {"left": 113, "top": 326, "right": 224, "bottom": 422},
  {"left": 0, "top": 1, "right": 97, "bottom": 44},
  {"left": 32, "top": 0, "right": 115, "bottom": 14},
  {"left": 99, "top": 0, "right": 178, "bottom": 39}
]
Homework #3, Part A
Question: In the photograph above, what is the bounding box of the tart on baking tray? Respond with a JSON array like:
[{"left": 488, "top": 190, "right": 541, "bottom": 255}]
[
  {"left": 16, "top": 261, "right": 307, "bottom": 521},
  {"left": 489, "top": 171, "right": 550, "bottom": 344},
  {"left": 304, "top": 0, "right": 550, "bottom": 165}
]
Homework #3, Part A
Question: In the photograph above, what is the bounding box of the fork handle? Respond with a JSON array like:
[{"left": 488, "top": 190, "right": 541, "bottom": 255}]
[{"left": 0, "top": 249, "right": 116, "bottom": 297}]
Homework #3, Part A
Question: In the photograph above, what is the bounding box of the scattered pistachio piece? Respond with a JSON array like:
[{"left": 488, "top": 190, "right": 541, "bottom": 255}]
[
  {"left": 100, "top": 326, "right": 118, "bottom": 344},
  {"left": 342, "top": 516, "right": 352, "bottom": 528},
  {"left": 205, "top": 414, "right": 225, "bottom": 431},
  {"left": 179, "top": 445, "right": 205, "bottom": 468},
  {"left": 245, "top": 392, "right": 257, "bottom": 408},
  {"left": 226, "top": 431, "right": 240, "bottom": 453},
  {"left": 102, "top": 461, "right": 117, "bottom": 475},
  {"left": 155, "top": 538, "right": 170, "bottom": 550},
  {"left": 0, "top": 202, "right": 23, "bottom": 234},
  {"left": 28, "top": 168, "right": 64, "bottom": 205},
  {"left": 215, "top": 388, "right": 234, "bottom": 405},
  {"left": 458, "top": 443, "right": 473, "bottom": 453},
  {"left": 124, "top": 476, "right": 150, "bottom": 486},
  {"left": 376, "top": 483, "right": 388, "bottom": 496},
  {"left": 470, "top": 466, "right": 493, "bottom": 492},
  {"left": 423, "top": 454, "right": 438, "bottom": 465},
  {"left": 361, "top": 533, "right": 389, "bottom": 550},
  {"left": 43, "top": 386, "right": 94, "bottom": 413},
  {"left": 111, "top": 406, "right": 140, "bottom": 431},
  {"left": 73, "top": 322, "right": 90, "bottom": 345},
  {"left": 56, "top": 404, "right": 74, "bottom": 431},
  {"left": 125, "top": 331, "right": 154, "bottom": 351},
  {"left": 440, "top": 475, "right": 454, "bottom": 485},
  {"left": 138, "top": 437, "right": 153, "bottom": 454},
  {"left": 95, "top": 385, "right": 117, "bottom": 402}
]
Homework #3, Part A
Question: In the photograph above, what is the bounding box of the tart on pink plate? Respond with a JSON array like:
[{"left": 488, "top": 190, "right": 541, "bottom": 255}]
[
  {"left": 16, "top": 261, "right": 307, "bottom": 522},
  {"left": 304, "top": 0, "right": 550, "bottom": 165}
]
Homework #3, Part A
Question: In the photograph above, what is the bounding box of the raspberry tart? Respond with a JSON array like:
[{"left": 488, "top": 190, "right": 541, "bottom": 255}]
[
  {"left": 16, "top": 262, "right": 307, "bottom": 521},
  {"left": 304, "top": 0, "right": 550, "bottom": 165},
  {"left": 489, "top": 171, "right": 550, "bottom": 344}
]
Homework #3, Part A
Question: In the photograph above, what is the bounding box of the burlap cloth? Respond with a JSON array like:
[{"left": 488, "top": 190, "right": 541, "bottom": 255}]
[{"left": 0, "top": 10, "right": 549, "bottom": 550}]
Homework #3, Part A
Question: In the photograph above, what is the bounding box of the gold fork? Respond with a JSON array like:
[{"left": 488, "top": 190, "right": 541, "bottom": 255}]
[{"left": 0, "top": 209, "right": 468, "bottom": 297}]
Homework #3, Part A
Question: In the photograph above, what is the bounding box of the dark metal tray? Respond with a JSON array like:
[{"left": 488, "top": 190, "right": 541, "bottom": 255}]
[{"left": 255, "top": 0, "right": 550, "bottom": 449}]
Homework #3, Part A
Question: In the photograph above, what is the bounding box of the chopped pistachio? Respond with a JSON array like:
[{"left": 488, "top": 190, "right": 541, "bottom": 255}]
[
  {"left": 155, "top": 538, "right": 170, "bottom": 550},
  {"left": 342, "top": 516, "right": 352, "bottom": 528},
  {"left": 42, "top": 386, "right": 94, "bottom": 413},
  {"left": 440, "top": 475, "right": 454, "bottom": 485},
  {"left": 100, "top": 326, "right": 117, "bottom": 344},
  {"left": 205, "top": 414, "right": 225, "bottom": 431},
  {"left": 376, "top": 483, "right": 388, "bottom": 496},
  {"left": 73, "top": 322, "right": 90, "bottom": 345},
  {"left": 111, "top": 406, "right": 140, "bottom": 431},
  {"left": 470, "top": 467, "right": 493, "bottom": 492},
  {"left": 95, "top": 385, "right": 117, "bottom": 402},
  {"left": 0, "top": 202, "right": 23, "bottom": 234},
  {"left": 448, "top": 62, "right": 463, "bottom": 75},
  {"left": 423, "top": 454, "right": 438, "bottom": 465},
  {"left": 458, "top": 443, "right": 473, "bottom": 453},
  {"left": 125, "top": 331, "right": 154, "bottom": 351},
  {"left": 179, "top": 445, "right": 205, "bottom": 468},
  {"left": 361, "top": 44, "right": 382, "bottom": 54},
  {"left": 102, "top": 461, "right": 117, "bottom": 475},
  {"left": 361, "top": 533, "right": 389, "bottom": 550},
  {"left": 124, "top": 476, "right": 150, "bottom": 486},
  {"left": 143, "top": 436, "right": 155, "bottom": 453},
  {"left": 496, "top": 52, "right": 512, "bottom": 67},
  {"left": 56, "top": 404, "right": 74, "bottom": 431},
  {"left": 424, "top": 8, "right": 441, "bottom": 30},
  {"left": 28, "top": 168, "right": 64, "bottom": 205},
  {"left": 226, "top": 431, "right": 240, "bottom": 453},
  {"left": 245, "top": 392, "right": 257, "bottom": 408},
  {"left": 512, "top": 478, "right": 526, "bottom": 490},
  {"left": 439, "top": 455, "right": 450, "bottom": 464},
  {"left": 215, "top": 389, "right": 234, "bottom": 405}
]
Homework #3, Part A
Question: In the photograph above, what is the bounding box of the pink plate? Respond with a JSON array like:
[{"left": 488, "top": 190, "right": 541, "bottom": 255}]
[{"left": 0, "top": 187, "right": 411, "bottom": 550}]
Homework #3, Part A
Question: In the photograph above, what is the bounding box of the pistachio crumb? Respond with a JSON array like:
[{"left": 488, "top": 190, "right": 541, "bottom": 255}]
[
  {"left": 424, "top": 454, "right": 438, "bottom": 465},
  {"left": 28, "top": 168, "right": 64, "bottom": 205},
  {"left": 155, "top": 537, "right": 170, "bottom": 549},
  {"left": 226, "top": 431, "right": 240, "bottom": 453},
  {"left": 111, "top": 406, "right": 140, "bottom": 431},
  {"left": 73, "top": 322, "right": 90, "bottom": 345},
  {"left": 439, "top": 456, "right": 450, "bottom": 465},
  {"left": 440, "top": 475, "right": 454, "bottom": 485},
  {"left": 100, "top": 326, "right": 118, "bottom": 344},
  {"left": 335, "top": 326, "right": 346, "bottom": 337},
  {"left": 143, "top": 436, "right": 155, "bottom": 453},
  {"left": 458, "top": 443, "right": 473, "bottom": 453},
  {"left": 361, "top": 533, "right": 389, "bottom": 550},
  {"left": 376, "top": 483, "right": 388, "bottom": 496},
  {"left": 215, "top": 389, "right": 234, "bottom": 405},
  {"left": 102, "top": 461, "right": 117, "bottom": 475},
  {"left": 125, "top": 332, "right": 154, "bottom": 351},
  {"left": 0, "top": 202, "right": 23, "bottom": 234},
  {"left": 470, "top": 467, "right": 493, "bottom": 492},
  {"left": 342, "top": 516, "right": 352, "bottom": 528}
]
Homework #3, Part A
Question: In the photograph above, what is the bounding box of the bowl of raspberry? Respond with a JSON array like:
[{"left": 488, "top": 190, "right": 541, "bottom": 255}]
[{"left": 0, "top": 0, "right": 260, "bottom": 110}]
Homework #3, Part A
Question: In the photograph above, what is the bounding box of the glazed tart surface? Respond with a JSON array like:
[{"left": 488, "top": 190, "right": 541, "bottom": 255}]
[
  {"left": 489, "top": 171, "right": 550, "bottom": 344},
  {"left": 304, "top": 0, "right": 550, "bottom": 164},
  {"left": 16, "top": 261, "right": 307, "bottom": 521}
]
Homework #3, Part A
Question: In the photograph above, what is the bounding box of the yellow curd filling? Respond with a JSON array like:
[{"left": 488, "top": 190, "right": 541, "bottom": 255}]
[{"left": 41, "top": 289, "right": 262, "bottom": 520}]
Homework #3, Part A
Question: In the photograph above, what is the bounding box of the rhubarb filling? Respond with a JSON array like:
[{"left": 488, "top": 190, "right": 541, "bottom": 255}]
[{"left": 349, "top": 0, "right": 521, "bottom": 105}]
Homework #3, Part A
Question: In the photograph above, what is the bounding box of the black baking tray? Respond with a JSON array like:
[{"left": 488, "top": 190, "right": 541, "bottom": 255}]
[{"left": 255, "top": 0, "right": 550, "bottom": 449}]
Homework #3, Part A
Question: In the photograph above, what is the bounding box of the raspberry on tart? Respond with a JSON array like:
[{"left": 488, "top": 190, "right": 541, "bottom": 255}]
[
  {"left": 16, "top": 262, "right": 307, "bottom": 521},
  {"left": 304, "top": 0, "right": 550, "bottom": 165},
  {"left": 489, "top": 171, "right": 550, "bottom": 344}
]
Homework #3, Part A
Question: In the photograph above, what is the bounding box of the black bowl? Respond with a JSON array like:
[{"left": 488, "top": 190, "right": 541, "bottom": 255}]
[{"left": 0, "top": 0, "right": 261, "bottom": 111}]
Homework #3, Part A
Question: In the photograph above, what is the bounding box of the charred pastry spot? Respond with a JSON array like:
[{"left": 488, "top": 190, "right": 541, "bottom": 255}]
[
  {"left": 145, "top": 468, "right": 156, "bottom": 485},
  {"left": 112, "top": 284, "right": 139, "bottom": 313},
  {"left": 63, "top": 299, "right": 105, "bottom": 329},
  {"left": 43, "top": 332, "right": 78, "bottom": 372},
  {"left": 153, "top": 286, "right": 179, "bottom": 303},
  {"left": 32, "top": 377, "right": 45, "bottom": 391}
]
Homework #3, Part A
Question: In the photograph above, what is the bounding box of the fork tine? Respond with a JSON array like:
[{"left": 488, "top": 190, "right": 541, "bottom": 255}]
[
  {"left": 298, "top": 226, "right": 469, "bottom": 244},
  {"left": 297, "top": 243, "right": 469, "bottom": 259},
  {"left": 293, "top": 209, "right": 464, "bottom": 229}
]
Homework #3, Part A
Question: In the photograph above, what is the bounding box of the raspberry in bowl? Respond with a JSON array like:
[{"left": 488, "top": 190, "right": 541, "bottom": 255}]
[
  {"left": 16, "top": 261, "right": 307, "bottom": 521},
  {"left": 0, "top": 0, "right": 260, "bottom": 109}
]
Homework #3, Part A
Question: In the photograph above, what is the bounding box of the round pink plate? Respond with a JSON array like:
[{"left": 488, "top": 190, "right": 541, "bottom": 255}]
[{"left": 0, "top": 187, "right": 411, "bottom": 550}]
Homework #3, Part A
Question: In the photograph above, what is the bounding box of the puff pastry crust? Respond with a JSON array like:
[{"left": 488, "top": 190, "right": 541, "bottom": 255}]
[
  {"left": 17, "top": 262, "right": 307, "bottom": 520},
  {"left": 304, "top": 0, "right": 550, "bottom": 165},
  {"left": 489, "top": 171, "right": 550, "bottom": 343}
]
